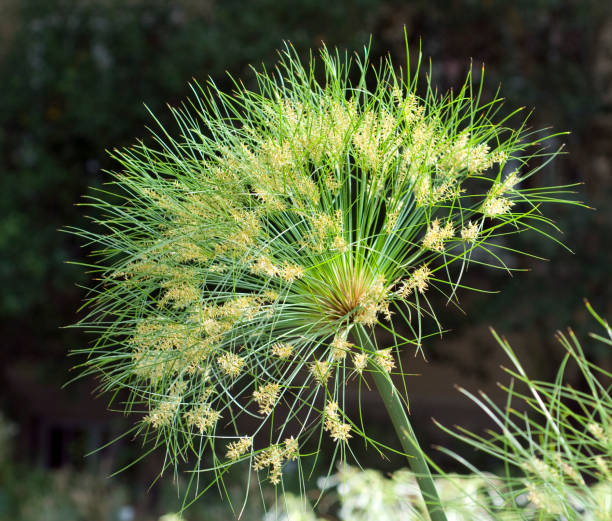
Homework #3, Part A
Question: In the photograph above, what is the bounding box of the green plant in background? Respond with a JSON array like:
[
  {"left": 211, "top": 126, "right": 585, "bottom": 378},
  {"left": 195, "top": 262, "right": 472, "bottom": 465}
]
[
  {"left": 436, "top": 301, "right": 612, "bottom": 520},
  {"left": 70, "top": 38, "right": 577, "bottom": 519}
]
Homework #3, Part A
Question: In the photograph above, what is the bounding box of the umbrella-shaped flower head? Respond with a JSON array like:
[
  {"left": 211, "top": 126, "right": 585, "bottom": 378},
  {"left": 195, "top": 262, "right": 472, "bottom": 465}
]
[{"left": 71, "top": 43, "right": 575, "bottom": 496}]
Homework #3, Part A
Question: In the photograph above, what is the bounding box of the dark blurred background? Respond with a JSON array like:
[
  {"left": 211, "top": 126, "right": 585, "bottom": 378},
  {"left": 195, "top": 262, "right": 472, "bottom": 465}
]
[{"left": 0, "top": 0, "right": 610, "bottom": 519}]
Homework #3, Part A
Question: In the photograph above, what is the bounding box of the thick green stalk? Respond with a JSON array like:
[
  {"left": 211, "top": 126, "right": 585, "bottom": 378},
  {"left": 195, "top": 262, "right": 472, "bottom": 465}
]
[{"left": 355, "top": 326, "right": 448, "bottom": 521}]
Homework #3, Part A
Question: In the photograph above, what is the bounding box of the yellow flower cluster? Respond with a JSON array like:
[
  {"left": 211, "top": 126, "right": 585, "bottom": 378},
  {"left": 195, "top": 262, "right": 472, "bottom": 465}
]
[
  {"left": 422, "top": 219, "right": 454, "bottom": 251},
  {"left": 216, "top": 352, "right": 245, "bottom": 379},
  {"left": 251, "top": 256, "right": 278, "bottom": 277},
  {"left": 330, "top": 333, "right": 352, "bottom": 361},
  {"left": 439, "top": 133, "right": 506, "bottom": 177},
  {"left": 401, "top": 118, "right": 438, "bottom": 174},
  {"left": 218, "top": 210, "right": 262, "bottom": 255},
  {"left": 158, "top": 281, "right": 201, "bottom": 309},
  {"left": 522, "top": 457, "right": 559, "bottom": 481},
  {"left": 353, "top": 110, "right": 399, "bottom": 172},
  {"left": 253, "top": 382, "right": 281, "bottom": 415},
  {"left": 465, "top": 142, "right": 492, "bottom": 174},
  {"left": 260, "top": 138, "right": 295, "bottom": 172},
  {"left": 238, "top": 104, "right": 343, "bottom": 210},
  {"left": 310, "top": 360, "right": 332, "bottom": 386},
  {"left": 481, "top": 171, "right": 520, "bottom": 217},
  {"left": 374, "top": 349, "right": 395, "bottom": 373},
  {"left": 225, "top": 437, "right": 253, "bottom": 460},
  {"left": 274, "top": 99, "right": 355, "bottom": 169},
  {"left": 520, "top": 453, "right": 591, "bottom": 490},
  {"left": 352, "top": 352, "right": 368, "bottom": 374},
  {"left": 482, "top": 196, "right": 514, "bottom": 217},
  {"left": 131, "top": 320, "right": 208, "bottom": 382},
  {"left": 460, "top": 221, "right": 479, "bottom": 243},
  {"left": 195, "top": 295, "right": 262, "bottom": 326},
  {"left": 283, "top": 436, "right": 299, "bottom": 459},
  {"left": 398, "top": 118, "right": 507, "bottom": 207},
  {"left": 144, "top": 394, "right": 181, "bottom": 429},
  {"left": 132, "top": 320, "right": 188, "bottom": 352},
  {"left": 396, "top": 90, "right": 424, "bottom": 122},
  {"left": 253, "top": 437, "right": 299, "bottom": 485},
  {"left": 331, "top": 234, "right": 348, "bottom": 253},
  {"left": 135, "top": 298, "right": 261, "bottom": 376},
  {"left": 323, "top": 401, "right": 352, "bottom": 442},
  {"left": 588, "top": 422, "right": 612, "bottom": 446},
  {"left": 525, "top": 482, "right": 561, "bottom": 515},
  {"left": 131, "top": 292, "right": 273, "bottom": 383},
  {"left": 438, "top": 133, "right": 471, "bottom": 174},
  {"left": 184, "top": 402, "right": 221, "bottom": 433},
  {"left": 271, "top": 342, "right": 294, "bottom": 359},
  {"left": 588, "top": 422, "right": 605, "bottom": 440},
  {"left": 325, "top": 100, "right": 355, "bottom": 163},
  {"left": 397, "top": 265, "right": 432, "bottom": 298},
  {"left": 279, "top": 262, "right": 305, "bottom": 283},
  {"left": 306, "top": 211, "right": 343, "bottom": 252},
  {"left": 251, "top": 255, "right": 304, "bottom": 283}
]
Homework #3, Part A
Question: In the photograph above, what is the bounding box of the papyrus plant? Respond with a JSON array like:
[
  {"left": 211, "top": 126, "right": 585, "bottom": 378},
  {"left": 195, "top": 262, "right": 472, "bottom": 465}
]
[
  {"left": 70, "top": 41, "right": 576, "bottom": 519},
  {"left": 436, "top": 302, "right": 612, "bottom": 520}
]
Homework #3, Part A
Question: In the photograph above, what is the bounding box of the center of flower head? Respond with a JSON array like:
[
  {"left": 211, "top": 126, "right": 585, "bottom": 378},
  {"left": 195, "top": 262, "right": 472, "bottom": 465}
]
[{"left": 313, "top": 269, "right": 389, "bottom": 326}]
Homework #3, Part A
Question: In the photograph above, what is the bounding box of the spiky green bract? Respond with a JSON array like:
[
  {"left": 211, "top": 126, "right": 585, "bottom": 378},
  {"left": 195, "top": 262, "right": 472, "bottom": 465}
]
[
  {"left": 69, "top": 41, "right": 575, "bottom": 506},
  {"left": 435, "top": 302, "right": 612, "bottom": 520}
]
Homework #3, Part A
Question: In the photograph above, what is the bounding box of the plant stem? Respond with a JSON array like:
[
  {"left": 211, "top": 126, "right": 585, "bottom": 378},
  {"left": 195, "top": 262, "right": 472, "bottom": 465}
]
[{"left": 355, "top": 325, "right": 448, "bottom": 521}]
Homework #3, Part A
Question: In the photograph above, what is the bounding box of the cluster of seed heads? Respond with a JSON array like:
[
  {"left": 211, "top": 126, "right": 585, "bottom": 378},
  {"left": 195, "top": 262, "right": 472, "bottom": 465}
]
[{"left": 73, "top": 43, "right": 567, "bottom": 488}]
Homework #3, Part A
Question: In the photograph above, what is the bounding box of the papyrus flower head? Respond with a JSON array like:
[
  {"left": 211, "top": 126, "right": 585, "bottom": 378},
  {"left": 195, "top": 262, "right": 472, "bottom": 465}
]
[{"left": 71, "top": 40, "right": 572, "bottom": 495}]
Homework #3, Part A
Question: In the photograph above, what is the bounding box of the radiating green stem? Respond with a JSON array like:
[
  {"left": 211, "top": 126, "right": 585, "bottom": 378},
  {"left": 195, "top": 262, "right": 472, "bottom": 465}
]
[{"left": 355, "top": 326, "right": 448, "bottom": 521}]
